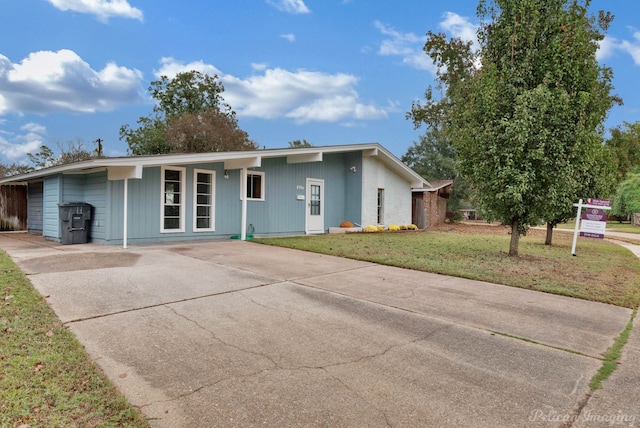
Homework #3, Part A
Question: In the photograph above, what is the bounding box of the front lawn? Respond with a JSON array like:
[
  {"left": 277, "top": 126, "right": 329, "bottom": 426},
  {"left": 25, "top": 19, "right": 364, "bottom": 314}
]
[
  {"left": 0, "top": 251, "right": 149, "bottom": 427},
  {"left": 255, "top": 224, "right": 640, "bottom": 308}
]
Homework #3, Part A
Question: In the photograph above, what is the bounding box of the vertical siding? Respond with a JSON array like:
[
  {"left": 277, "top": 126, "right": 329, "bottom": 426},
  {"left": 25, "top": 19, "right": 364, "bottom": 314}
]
[
  {"left": 43, "top": 176, "right": 62, "bottom": 239},
  {"left": 27, "top": 181, "right": 44, "bottom": 233},
  {"left": 245, "top": 154, "right": 353, "bottom": 235},
  {"left": 102, "top": 153, "right": 361, "bottom": 243},
  {"left": 84, "top": 172, "right": 108, "bottom": 242}
]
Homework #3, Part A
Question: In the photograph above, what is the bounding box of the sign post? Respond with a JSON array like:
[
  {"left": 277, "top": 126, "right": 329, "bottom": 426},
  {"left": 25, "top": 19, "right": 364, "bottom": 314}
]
[{"left": 571, "top": 198, "right": 611, "bottom": 256}]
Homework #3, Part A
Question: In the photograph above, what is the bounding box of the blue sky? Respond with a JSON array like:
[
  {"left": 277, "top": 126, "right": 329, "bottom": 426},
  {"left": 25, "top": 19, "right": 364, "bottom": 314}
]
[{"left": 1, "top": 0, "right": 639, "bottom": 164}]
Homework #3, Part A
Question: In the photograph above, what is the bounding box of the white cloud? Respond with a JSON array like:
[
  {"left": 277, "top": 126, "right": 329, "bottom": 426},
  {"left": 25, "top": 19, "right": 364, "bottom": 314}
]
[
  {"left": 597, "top": 36, "right": 618, "bottom": 62},
  {"left": 155, "top": 58, "right": 389, "bottom": 123},
  {"left": 46, "top": 0, "right": 143, "bottom": 22},
  {"left": 0, "top": 123, "right": 46, "bottom": 161},
  {"left": 267, "top": 0, "right": 310, "bottom": 14},
  {"left": 596, "top": 30, "right": 640, "bottom": 66},
  {"left": 440, "top": 12, "right": 478, "bottom": 50},
  {"left": 373, "top": 20, "right": 435, "bottom": 73},
  {"left": 618, "top": 31, "right": 640, "bottom": 65},
  {"left": 374, "top": 13, "right": 478, "bottom": 74},
  {"left": 251, "top": 63, "right": 268, "bottom": 71},
  {"left": 0, "top": 49, "right": 144, "bottom": 115},
  {"left": 281, "top": 33, "right": 296, "bottom": 42}
]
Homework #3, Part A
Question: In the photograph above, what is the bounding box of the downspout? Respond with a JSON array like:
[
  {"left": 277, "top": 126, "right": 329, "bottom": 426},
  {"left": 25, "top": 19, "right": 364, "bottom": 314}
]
[{"left": 241, "top": 167, "right": 247, "bottom": 241}]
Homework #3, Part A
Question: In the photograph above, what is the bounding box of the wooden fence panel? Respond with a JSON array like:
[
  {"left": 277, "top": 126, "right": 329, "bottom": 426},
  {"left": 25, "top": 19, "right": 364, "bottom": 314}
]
[{"left": 0, "top": 185, "right": 28, "bottom": 231}]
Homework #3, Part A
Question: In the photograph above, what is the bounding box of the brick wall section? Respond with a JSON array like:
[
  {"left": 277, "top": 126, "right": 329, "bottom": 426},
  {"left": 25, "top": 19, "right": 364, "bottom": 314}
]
[{"left": 423, "top": 191, "right": 448, "bottom": 227}]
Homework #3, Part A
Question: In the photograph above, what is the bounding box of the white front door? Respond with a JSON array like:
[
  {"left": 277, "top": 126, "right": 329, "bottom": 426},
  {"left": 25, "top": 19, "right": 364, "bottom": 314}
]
[{"left": 306, "top": 178, "right": 324, "bottom": 234}]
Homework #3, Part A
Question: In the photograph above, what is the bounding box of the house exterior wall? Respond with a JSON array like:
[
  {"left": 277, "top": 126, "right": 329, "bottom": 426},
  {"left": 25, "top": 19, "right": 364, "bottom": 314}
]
[
  {"left": 43, "top": 176, "right": 62, "bottom": 239},
  {"left": 424, "top": 191, "right": 448, "bottom": 227},
  {"left": 32, "top": 148, "right": 419, "bottom": 245},
  {"left": 27, "top": 181, "right": 44, "bottom": 233},
  {"left": 96, "top": 152, "right": 365, "bottom": 245},
  {"left": 361, "top": 156, "right": 412, "bottom": 226}
]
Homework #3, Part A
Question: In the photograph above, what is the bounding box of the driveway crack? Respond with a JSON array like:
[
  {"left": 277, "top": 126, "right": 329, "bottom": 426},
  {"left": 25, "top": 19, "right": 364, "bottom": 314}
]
[{"left": 163, "top": 304, "right": 282, "bottom": 369}]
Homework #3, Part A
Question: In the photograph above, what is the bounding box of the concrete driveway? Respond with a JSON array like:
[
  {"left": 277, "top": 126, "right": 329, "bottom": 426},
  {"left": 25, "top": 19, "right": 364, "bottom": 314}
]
[{"left": 1, "top": 233, "right": 637, "bottom": 427}]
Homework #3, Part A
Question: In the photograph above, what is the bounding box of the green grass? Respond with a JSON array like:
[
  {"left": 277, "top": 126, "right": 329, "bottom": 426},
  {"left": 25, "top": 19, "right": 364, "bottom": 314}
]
[
  {"left": 255, "top": 226, "right": 640, "bottom": 308},
  {"left": 0, "top": 250, "right": 149, "bottom": 427},
  {"left": 589, "top": 308, "right": 637, "bottom": 390}
]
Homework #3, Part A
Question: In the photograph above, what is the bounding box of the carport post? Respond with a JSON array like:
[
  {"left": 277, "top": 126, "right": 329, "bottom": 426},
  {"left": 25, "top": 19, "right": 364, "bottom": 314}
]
[
  {"left": 241, "top": 167, "right": 247, "bottom": 241},
  {"left": 123, "top": 178, "right": 129, "bottom": 249}
]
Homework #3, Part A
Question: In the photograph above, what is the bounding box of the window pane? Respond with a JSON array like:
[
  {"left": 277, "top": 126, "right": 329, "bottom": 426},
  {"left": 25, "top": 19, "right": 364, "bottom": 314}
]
[
  {"left": 197, "top": 194, "right": 210, "bottom": 205},
  {"left": 246, "top": 174, "right": 263, "bottom": 199},
  {"left": 164, "top": 218, "right": 180, "bottom": 229},
  {"left": 165, "top": 206, "right": 180, "bottom": 217},
  {"left": 197, "top": 172, "right": 211, "bottom": 184},
  {"left": 310, "top": 201, "right": 320, "bottom": 216},
  {"left": 197, "top": 206, "right": 210, "bottom": 217},
  {"left": 196, "top": 218, "right": 210, "bottom": 229},
  {"left": 165, "top": 170, "right": 180, "bottom": 181},
  {"left": 197, "top": 183, "right": 210, "bottom": 194}
]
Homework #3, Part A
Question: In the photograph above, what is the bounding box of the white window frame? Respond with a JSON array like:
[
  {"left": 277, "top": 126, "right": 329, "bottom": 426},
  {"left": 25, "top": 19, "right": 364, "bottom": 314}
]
[
  {"left": 161, "top": 166, "right": 186, "bottom": 233},
  {"left": 193, "top": 169, "right": 215, "bottom": 232},
  {"left": 377, "top": 188, "right": 384, "bottom": 224},
  {"left": 244, "top": 170, "right": 265, "bottom": 201}
]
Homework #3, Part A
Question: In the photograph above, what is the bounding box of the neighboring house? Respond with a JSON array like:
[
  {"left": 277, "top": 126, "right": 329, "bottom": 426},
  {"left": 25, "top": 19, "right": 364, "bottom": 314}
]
[
  {"left": 0, "top": 144, "right": 432, "bottom": 247},
  {"left": 411, "top": 180, "right": 453, "bottom": 228}
]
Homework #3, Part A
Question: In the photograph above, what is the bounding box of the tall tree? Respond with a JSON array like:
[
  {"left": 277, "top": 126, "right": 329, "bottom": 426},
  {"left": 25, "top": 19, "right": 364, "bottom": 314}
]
[
  {"left": 409, "top": 0, "right": 619, "bottom": 256},
  {"left": 611, "top": 173, "right": 640, "bottom": 220},
  {"left": 120, "top": 71, "right": 257, "bottom": 155},
  {"left": 607, "top": 121, "right": 640, "bottom": 181},
  {"left": 164, "top": 110, "right": 256, "bottom": 153},
  {"left": 402, "top": 127, "right": 471, "bottom": 211}
]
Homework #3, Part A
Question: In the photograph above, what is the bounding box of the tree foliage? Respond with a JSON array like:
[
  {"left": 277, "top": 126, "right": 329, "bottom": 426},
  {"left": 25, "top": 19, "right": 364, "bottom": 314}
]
[
  {"left": 1, "top": 140, "right": 95, "bottom": 176},
  {"left": 606, "top": 121, "right": 640, "bottom": 181},
  {"left": 401, "top": 127, "right": 471, "bottom": 211},
  {"left": 611, "top": 173, "right": 640, "bottom": 218},
  {"left": 120, "top": 71, "right": 257, "bottom": 155},
  {"left": 165, "top": 110, "right": 256, "bottom": 153},
  {"left": 288, "top": 139, "right": 314, "bottom": 148},
  {"left": 409, "top": 0, "right": 619, "bottom": 256}
]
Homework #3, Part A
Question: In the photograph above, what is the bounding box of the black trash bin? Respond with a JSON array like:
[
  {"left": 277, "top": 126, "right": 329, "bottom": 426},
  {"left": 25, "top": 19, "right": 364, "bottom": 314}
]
[{"left": 58, "top": 202, "right": 92, "bottom": 244}]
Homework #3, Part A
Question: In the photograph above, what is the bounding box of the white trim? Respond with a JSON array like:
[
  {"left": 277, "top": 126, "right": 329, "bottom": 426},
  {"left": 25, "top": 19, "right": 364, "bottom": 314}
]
[
  {"left": 0, "top": 143, "right": 429, "bottom": 189},
  {"left": 192, "top": 169, "right": 215, "bottom": 232},
  {"left": 160, "top": 166, "right": 186, "bottom": 233},
  {"left": 241, "top": 167, "right": 248, "bottom": 240},
  {"left": 123, "top": 178, "right": 129, "bottom": 249},
  {"left": 305, "top": 178, "right": 325, "bottom": 234},
  {"left": 244, "top": 170, "right": 265, "bottom": 201}
]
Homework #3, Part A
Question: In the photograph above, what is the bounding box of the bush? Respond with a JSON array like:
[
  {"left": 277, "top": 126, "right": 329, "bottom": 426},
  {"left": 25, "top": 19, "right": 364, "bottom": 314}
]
[
  {"left": 388, "top": 224, "right": 400, "bottom": 231},
  {"left": 364, "top": 225, "right": 378, "bottom": 232},
  {"left": 408, "top": 224, "right": 418, "bottom": 230}
]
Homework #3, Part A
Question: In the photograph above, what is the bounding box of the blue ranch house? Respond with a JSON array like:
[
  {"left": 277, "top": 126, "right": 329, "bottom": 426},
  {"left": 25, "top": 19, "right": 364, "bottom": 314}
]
[{"left": 0, "top": 144, "right": 434, "bottom": 247}]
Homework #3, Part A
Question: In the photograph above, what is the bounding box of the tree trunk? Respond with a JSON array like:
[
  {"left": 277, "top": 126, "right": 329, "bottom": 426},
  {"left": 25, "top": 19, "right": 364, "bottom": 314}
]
[
  {"left": 545, "top": 223, "right": 553, "bottom": 246},
  {"left": 509, "top": 219, "right": 520, "bottom": 257}
]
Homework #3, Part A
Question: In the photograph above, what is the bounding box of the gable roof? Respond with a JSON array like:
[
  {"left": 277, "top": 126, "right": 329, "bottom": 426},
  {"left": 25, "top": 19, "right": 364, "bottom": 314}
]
[{"left": 0, "top": 143, "right": 430, "bottom": 188}]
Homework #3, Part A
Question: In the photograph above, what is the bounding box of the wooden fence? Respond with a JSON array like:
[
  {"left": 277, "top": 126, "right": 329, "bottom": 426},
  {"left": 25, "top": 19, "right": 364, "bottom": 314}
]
[{"left": 0, "top": 185, "right": 27, "bottom": 231}]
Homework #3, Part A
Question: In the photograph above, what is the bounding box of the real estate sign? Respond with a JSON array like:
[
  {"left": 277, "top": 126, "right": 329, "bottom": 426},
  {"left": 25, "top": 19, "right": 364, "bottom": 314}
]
[
  {"left": 571, "top": 198, "right": 612, "bottom": 256},
  {"left": 580, "top": 207, "right": 608, "bottom": 239}
]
